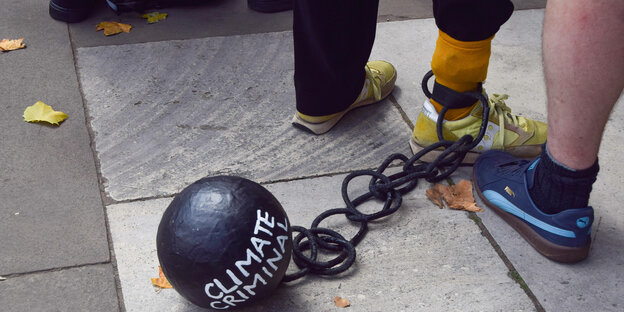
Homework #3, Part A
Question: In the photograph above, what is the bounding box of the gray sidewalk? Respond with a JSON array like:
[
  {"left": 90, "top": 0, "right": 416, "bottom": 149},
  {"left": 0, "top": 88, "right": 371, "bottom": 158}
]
[{"left": 1, "top": 1, "right": 622, "bottom": 311}]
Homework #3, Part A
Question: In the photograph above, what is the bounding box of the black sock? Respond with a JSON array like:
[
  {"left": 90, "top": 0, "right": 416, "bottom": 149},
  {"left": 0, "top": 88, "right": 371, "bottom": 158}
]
[{"left": 529, "top": 146, "right": 599, "bottom": 214}]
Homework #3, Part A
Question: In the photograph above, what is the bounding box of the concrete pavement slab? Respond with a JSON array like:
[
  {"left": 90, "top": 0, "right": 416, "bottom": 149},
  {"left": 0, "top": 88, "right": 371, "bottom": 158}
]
[
  {"left": 107, "top": 174, "right": 535, "bottom": 311},
  {"left": 0, "top": 264, "right": 119, "bottom": 312},
  {"left": 76, "top": 30, "right": 412, "bottom": 202},
  {"left": 0, "top": 0, "right": 110, "bottom": 275}
]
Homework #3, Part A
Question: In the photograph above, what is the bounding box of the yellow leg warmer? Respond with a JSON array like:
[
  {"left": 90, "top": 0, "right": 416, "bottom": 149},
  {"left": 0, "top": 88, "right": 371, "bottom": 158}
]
[{"left": 430, "top": 30, "right": 493, "bottom": 120}]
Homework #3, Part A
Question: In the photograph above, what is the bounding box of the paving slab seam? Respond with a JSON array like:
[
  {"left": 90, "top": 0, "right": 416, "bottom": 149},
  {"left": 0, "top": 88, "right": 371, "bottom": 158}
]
[
  {"left": 388, "top": 94, "right": 415, "bottom": 129},
  {"left": 70, "top": 23, "right": 117, "bottom": 208},
  {"left": 68, "top": 24, "right": 127, "bottom": 312},
  {"left": 590, "top": 215, "right": 603, "bottom": 248},
  {"left": 0, "top": 261, "right": 112, "bottom": 279},
  {"left": 444, "top": 177, "right": 543, "bottom": 310},
  {"left": 464, "top": 211, "right": 546, "bottom": 312},
  {"left": 76, "top": 28, "right": 295, "bottom": 50},
  {"left": 259, "top": 166, "right": 398, "bottom": 187},
  {"left": 99, "top": 207, "right": 128, "bottom": 312},
  {"left": 104, "top": 165, "right": 404, "bottom": 206}
]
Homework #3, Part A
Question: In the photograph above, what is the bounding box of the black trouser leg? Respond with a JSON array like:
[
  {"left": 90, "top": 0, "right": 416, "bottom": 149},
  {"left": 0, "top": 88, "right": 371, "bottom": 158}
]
[
  {"left": 293, "top": 0, "right": 514, "bottom": 116},
  {"left": 294, "top": 0, "right": 379, "bottom": 116},
  {"left": 432, "top": 0, "right": 514, "bottom": 41}
]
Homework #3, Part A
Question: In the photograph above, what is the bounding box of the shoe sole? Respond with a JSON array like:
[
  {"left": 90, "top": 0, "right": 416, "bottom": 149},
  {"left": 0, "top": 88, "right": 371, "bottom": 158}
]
[
  {"left": 409, "top": 137, "right": 480, "bottom": 164},
  {"left": 292, "top": 70, "right": 397, "bottom": 135},
  {"left": 409, "top": 137, "right": 542, "bottom": 165},
  {"left": 248, "top": 0, "right": 293, "bottom": 13},
  {"left": 471, "top": 169, "right": 590, "bottom": 263},
  {"left": 49, "top": 1, "right": 91, "bottom": 23}
]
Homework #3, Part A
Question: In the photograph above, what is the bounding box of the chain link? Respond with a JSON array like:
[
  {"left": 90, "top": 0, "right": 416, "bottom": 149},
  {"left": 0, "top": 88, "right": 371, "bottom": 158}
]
[{"left": 282, "top": 71, "right": 490, "bottom": 283}]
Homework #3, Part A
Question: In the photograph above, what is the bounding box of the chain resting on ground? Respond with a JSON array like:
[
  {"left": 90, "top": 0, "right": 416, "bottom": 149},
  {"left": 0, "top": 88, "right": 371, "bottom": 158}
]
[{"left": 282, "top": 71, "right": 490, "bottom": 283}]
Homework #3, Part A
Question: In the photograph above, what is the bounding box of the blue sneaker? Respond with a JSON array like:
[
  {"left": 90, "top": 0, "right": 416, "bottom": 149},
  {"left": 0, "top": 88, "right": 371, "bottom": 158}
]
[{"left": 472, "top": 150, "right": 593, "bottom": 263}]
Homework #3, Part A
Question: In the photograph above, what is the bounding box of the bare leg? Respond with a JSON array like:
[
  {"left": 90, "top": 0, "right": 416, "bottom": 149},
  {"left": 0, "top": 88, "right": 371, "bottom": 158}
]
[
  {"left": 543, "top": 0, "right": 624, "bottom": 170},
  {"left": 472, "top": 1, "right": 622, "bottom": 260}
]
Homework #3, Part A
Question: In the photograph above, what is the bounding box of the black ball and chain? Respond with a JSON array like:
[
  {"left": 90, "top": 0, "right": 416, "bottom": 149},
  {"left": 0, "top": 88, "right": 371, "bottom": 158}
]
[
  {"left": 282, "top": 71, "right": 490, "bottom": 283},
  {"left": 155, "top": 71, "right": 491, "bottom": 310}
]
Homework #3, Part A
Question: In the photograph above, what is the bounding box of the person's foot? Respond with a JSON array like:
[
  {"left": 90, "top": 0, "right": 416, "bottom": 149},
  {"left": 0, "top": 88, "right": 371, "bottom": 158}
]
[
  {"left": 292, "top": 60, "right": 397, "bottom": 135},
  {"left": 49, "top": 0, "right": 95, "bottom": 23},
  {"left": 247, "top": 0, "right": 293, "bottom": 13},
  {"left": 411, "top": 88, "right": 547, "bottom": 164},
  {"left": 472, "top": 150, "right": 593, "bottom": 263},
  {"left": 105, "top": 0, "right": 159, "bottom": 13}
]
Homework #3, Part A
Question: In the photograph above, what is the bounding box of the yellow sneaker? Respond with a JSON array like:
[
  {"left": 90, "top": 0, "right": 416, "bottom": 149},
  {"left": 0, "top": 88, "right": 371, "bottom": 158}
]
[
  {"left": 292, "top": 60, "right": 397, "bottom": 134},
  {"left": 410, "top": 93, "right": 547, "bottom": 164}
]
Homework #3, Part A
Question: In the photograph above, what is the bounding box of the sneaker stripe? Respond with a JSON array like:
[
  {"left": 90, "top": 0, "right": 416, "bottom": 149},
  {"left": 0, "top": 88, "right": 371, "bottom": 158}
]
[
  {"left": 105, "top": 0, "right": 118, "bottom": 11},
  {"left": 482, "top": 190, "right": 577, "bottom": 238},
  {"left": 422, "top": 99, "right": 439, "bottom": 121},
  {"left": 422, "top": 99, "right": 497, "bottom": 152}
]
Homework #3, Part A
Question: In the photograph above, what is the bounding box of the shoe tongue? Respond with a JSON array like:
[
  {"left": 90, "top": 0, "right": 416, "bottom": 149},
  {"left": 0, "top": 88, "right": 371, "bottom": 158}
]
[
  {"left": 525, "top": 158, "right": 540, "bottom": 189},
  {"left": 471, "top": 103, "right": 484, "bottom": 115}
]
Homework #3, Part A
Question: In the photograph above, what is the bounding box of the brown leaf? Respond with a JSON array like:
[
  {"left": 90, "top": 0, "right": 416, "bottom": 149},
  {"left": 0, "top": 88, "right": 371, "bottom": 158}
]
[
  {"left": 151, "top": 266, "right": 172, "bottom": 289},
  {"left": 96, "top": 22, "right": 132, "bottom": 36},
  {"left": 426, "top": 180, "right": 483, "bottom": 212},
  {"left": 0, "top": 38, "right": 26, "bottom": 52},
  {"left": 334, "top": 296, "right": 350, "bottom": 308},
  {"left": 425, "top": 186, "right": 445, "bottom": 208}
]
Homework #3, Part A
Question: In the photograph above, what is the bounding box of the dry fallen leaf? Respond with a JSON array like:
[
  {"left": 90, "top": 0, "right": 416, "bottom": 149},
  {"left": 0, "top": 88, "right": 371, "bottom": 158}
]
[
  {"left": 23, "top": 101, "right": 68, "bottom": 125},
  {"left": 426, "top": 184, "right": 449, "bottom": 209},
  {"left": 334, "top": 296, "right": 350, "bottom": 308},
  {"left": 142, "top": 12, "right": 168, "bottom": 24},
  {"left": 0, "top": 38, "right": 26, "bottom": 52},
  {"left": 426, "top": 186, "right": 445, "bottom": 208},
  {"left": 426, "top": 179, "right": 483, "bottom": 212},
  {"left": 96, "top": 22, "right": 132, "bottom": 36},
  {"left": 151, "top": 266, "right": 173, "bottom": 289}
]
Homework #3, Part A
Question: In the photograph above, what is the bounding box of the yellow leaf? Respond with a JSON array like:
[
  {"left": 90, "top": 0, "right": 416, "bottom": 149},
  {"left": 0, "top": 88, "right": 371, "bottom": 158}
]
[
  {"left": 151, "top": 266, "right": 173, "bottom": 289},
  {"left": 23, "top": 101, "right": 68, "bottom": 126},
  {"left": 426, "top": 180, "right": 483, "bottom": 212},
  {"left": 333, "top": 296, "right": 350, "bottom": 308},
  {"left": 96, "top": 22, "right": 132, "bottom": 36},
  {"left": 0, "top": 38, "right": 26, "bottom": 52},
  {"left": 141, "top": 12, "right": 168, "bottom": 24}
]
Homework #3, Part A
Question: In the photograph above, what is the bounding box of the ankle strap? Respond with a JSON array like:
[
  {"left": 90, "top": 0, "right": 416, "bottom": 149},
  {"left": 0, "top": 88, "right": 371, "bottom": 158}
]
[{"left": 421, "top": 70, "right": 481, "bottom": 109}]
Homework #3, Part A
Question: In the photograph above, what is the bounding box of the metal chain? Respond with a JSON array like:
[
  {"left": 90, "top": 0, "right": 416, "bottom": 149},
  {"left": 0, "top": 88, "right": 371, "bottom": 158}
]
[{"left": 282, "top": 71, "right": 491, "bottom": 283}]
